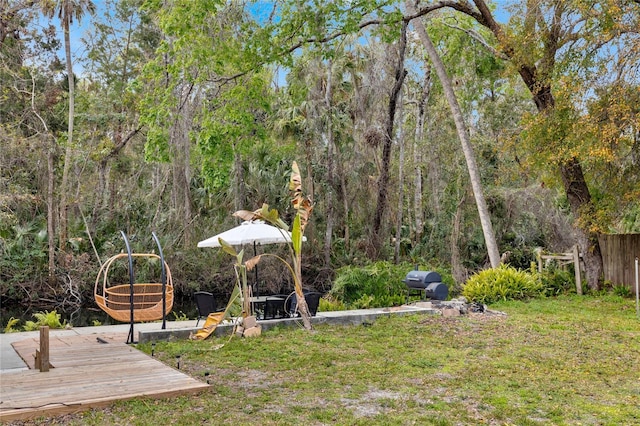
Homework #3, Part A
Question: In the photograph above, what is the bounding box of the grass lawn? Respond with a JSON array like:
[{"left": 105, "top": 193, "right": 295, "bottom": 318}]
[{"left": 15, "top": 295, "right": 640, "bottom": 425}]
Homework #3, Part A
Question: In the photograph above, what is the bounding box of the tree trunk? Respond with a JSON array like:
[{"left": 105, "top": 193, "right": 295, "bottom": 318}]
[
  {"left": 58, "top": 16, "right": 74, "bottom": 253},
  {"left": 372, "top": 21, "right": 408, "bottom": 257},
  {"left": 47, "top": 135, "right": 56, "bottom": 286},
  {"left": 408, "top": 2, "right": 501, "bottom": 268},
  {"left": 413, "top": 67, "right": 431, "bottom": 243},
  {"left": 451, "top": 192, "right": 467, "bottom": 284},
  {"left": 293, "top": 259, "right": 312, "bottom": 330},
  {"left": 394, "top": 90, "right": 406, "bottom": 264},
  {"left": 337, "top": 154, "right": 350, "bottom": 252},
  {"left": 323, "top": 61, "right": 335, "bottom": 267},
  {"left": 559, "top": 157, "right": 603, "bottom": 290},
  {"left": 233, "top": 147, "right": 245, "bottom": 214}
]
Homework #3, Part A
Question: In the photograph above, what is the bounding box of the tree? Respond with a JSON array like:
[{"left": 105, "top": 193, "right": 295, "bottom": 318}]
[
  {"left": 1, "top": 2, "right": 65, "bottom": 287},
  {"left": 138, "top": 1, "right": 273, "bottom": 247},
  {"left": 40, "top": 0, "right": 96, "bottom": 253},
  {"left": 406, "top": 1, "right": 501, "bottom": 268},
  {"left": 448, "top": 0, "right": 640, "bottom": 289},
  {"left": 371, "top": 20, "right": 408, "bottom": 257},
  {"left": 235, "top": 162, "right": 315, "bottom": 330},
  {"left": 82, "top": 0, "right": 152, "bottom": 224}
]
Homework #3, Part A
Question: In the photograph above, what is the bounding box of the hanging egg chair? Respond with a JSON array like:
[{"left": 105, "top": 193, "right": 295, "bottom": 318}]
[{"left": 94, "top": 252, "right": 174, "bottom": 323}]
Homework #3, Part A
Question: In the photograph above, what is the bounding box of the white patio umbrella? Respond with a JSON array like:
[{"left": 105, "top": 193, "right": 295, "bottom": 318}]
[
  {"left": 197, "top": 220, "right": 303, "bottom": 248},
  {"left": 197, "top": 220, "right": 306, "bottom": 296}
]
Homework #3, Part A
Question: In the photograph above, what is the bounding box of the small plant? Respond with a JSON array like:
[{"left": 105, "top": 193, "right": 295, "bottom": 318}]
[
  {"left": 22, "top": 310, "right": 66, "bottom": 330},
  {"left": 318, "top": 295, "right": 346, "bottom": 312},
  {"left": 23, "top": 320, "right": 40, "bottom": 331},
  {"left": 3, "top": 317, "right": 21, "bottom": 333},
  {"left": 612, "top": 284, "right": 631, "bottom": 298},
  {"left": 352, "top": 294, "right": 375, "bottom": 309},
  {"left": 462, "top": 265, "right": 544, "bottom": 304},
  {"left": 91, "top": 319, "right": 102, "bottom": 327},
  {"left": 172, "top": 311, "right": 189, "bottom": 321}
]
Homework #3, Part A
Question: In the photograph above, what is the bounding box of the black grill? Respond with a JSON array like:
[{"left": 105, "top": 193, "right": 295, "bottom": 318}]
[{"left": 403, "top": 270, "right": 448, "bottom": 301}]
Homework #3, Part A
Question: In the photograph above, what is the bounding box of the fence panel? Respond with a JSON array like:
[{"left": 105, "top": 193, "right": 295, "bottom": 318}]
[{"left": 598, "top": 234, "right": 640, "bottom": 289}]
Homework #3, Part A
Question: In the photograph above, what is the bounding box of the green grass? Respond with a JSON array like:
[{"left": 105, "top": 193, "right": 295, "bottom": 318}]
[{"left": 17, "top": 295, "right": 640, "bottom": 425}]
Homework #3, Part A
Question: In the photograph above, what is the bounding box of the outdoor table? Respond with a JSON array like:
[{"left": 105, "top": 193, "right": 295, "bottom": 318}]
[{"left": 249, "top": 295, "right": 285, "bottom": 320}]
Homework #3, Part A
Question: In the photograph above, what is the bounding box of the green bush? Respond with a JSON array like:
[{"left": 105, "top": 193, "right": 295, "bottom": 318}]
[
  {"left": 318, "top": 296, "right": 347, "bottom": 312},
  {"left": 612, "top": 284, "right": 631, "bottom": 298},
  {"left": 22, "top": 310, "right": 66, "bottom": 331},
  {"left": 3, "top": 317, "right": 21, "bottom": 333},
  {"left": 462, "top": 265, "right": 544, "bottom": 304},
  {"left": 537, "top": 264, "right": 576, "bottom": 296},
  {"left": 329, "top": 261, "right": 454, "bottom": 308}
]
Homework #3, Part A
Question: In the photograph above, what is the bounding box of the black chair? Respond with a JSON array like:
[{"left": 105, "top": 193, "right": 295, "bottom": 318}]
[
  {"left": 194, "top": 291, "right": 221, "bottom": 326},
  {"left": 263, "top": 296, "right": 287, "bottom": 320},
  {"left": 287, "top": 291, "right": 322, "bottom": 317},
  {"left": 304, "top": 291, "right": 322, "bottom": 316}
]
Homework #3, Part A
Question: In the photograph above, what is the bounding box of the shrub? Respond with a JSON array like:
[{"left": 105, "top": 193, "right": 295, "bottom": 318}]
[
  {"left": 537, "top": 264, "right": 576, "bottom": 296},
  {"left": 22, "top": 310, "right": 66, "bottom": 331},
  {"left": 318, "top": 295, "right": 347, "bottom": 312},
  {"left": 3, "top": 317, "right": 21, "bottom": 333},
  {"left": 329, "top": 261, "right": 454, "bottom": 308},
  {"left": 462, "top": 265, "right": 544, "bottom": 304},
  {"left": 612, "top": 284, "right": 631, "bottom": 298}
]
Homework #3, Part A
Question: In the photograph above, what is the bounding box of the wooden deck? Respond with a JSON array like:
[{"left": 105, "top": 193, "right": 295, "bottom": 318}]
[{"left": 0, "top": 333, "right": 209, "bottom": 422}]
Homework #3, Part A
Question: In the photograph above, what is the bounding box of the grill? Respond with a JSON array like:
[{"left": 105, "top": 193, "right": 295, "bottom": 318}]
[{"left": 403, "top": 270, "right": 448, "bottom": 301}]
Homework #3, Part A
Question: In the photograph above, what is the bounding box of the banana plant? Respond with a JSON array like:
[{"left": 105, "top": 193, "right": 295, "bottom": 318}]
[
  {"left": 234, "top": 161, "right": 315, "bottom": 330},
  {"left": 190, "top": 242, "right": 247, "bottom": 341}
]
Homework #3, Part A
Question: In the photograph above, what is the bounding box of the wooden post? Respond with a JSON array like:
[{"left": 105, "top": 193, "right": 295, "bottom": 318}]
[
  {"left": 535, "top": 248, "right": 543, "bottom": 273},
  {"left": 572, "top": 245, "right": 583, "bottom": 295},
  {"left": 38, "top": 326, "right": 50, "bottom": 372}
]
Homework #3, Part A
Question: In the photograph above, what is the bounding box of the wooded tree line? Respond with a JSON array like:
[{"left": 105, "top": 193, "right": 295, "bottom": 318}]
[{"left": 1, "top": 0, "right": 638, "bottom": 314}]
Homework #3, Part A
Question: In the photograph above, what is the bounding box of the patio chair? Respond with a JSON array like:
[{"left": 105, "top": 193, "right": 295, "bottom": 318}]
[
  {"left": 263, "top": 296, "right": 287, "bottom": 320},
  {"left": 286, "top": 291, "right": 322, "bottom": 317},
  {"left": 194, "top": 291, "right": 222, "bottom": 327}
]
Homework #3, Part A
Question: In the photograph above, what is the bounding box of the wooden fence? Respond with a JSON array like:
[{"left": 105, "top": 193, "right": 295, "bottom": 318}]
[
  {"left": 598, "top": 234, "right": 640, "bottom": 289},
  {"left": 535, "top": 245, "right": 583, "bottom": 295}
]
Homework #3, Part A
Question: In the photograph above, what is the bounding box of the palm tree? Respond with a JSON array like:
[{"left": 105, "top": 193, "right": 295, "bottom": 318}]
[
  {"left": 406, "top": 0, "right": 501, "bottom": 268},
  {"left": 40, "top": 0, "right": 96, "bottom": 252}
]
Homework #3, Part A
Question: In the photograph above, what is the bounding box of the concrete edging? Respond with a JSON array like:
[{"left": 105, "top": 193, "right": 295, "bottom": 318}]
[{"left": 137, "top": 306, "right": 439, "bottom": 343}]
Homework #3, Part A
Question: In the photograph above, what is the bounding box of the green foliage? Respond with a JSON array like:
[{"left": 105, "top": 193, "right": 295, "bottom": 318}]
[
  {"left": 172, "top": 311, "right": 189, "bottom": 321},
  {"left": 330, "top": 261, "right": 454, "bottom": 309},
  {"left": 3, "top": 317, "right": 21, "bottom": 333},
  {"left": 0, "top": 223, "right": 49, "bottom": 298},
  {"left": 612, "top": 284, "right": 631, "bottom": 298},
  {"left": 22, "top": 310, "right": 66, "bottom": 331},
  {"left": 537, "top": 264, "right": 576, "bottom": 296},
  {"left": 318, "top": 295, "right": 346, "bottom": 312},
  {"left": 462, "top": 265, "right": 544, "bottom": 304}
]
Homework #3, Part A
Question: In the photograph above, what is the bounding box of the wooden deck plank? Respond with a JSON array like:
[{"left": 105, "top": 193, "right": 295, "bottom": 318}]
[{"left": 0, "top": 334, "right": 209, "bottom": 422}]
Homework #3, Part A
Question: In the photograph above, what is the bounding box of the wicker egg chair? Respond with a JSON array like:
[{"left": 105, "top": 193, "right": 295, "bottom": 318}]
[{"left": 94, "top": 253, "right": 174, "bottom": 323}]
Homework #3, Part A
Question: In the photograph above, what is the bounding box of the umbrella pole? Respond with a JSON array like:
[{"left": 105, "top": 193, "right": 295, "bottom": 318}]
[{"left": 253, "top": 241, "right": 259, "bottom": 297}]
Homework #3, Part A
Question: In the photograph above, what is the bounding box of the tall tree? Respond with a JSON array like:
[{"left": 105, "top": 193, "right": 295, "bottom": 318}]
[
  {"left": 406, "top": 1, "right": 501, "bottom": 268},
  {"left": 448, "top": 0, "right": 639, "bottom": 289},
  {"left": 371, "top": 20, "right": 408, "bottom": 257},
  {"left": 411, "top": 66, "right": 431, "bottom": 244},
  {"left": 40, "top": 0, "right": 96, "bottom": 253},
  {"left": 138, "top": 1, "right": 272, "bottom": 247},
  {"left": 1, "top": 3, "right": 65, "bottom": 286}
]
